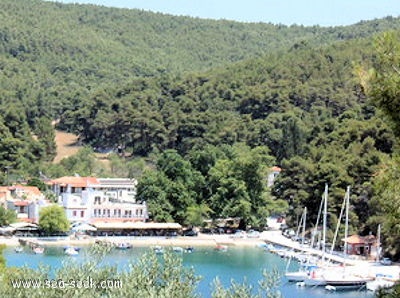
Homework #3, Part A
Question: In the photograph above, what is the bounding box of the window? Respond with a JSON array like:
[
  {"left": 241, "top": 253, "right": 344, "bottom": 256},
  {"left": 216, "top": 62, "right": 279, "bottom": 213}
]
[
  {"left": 94, "top": 196, "right": 101, "bottom": 205},
  {"left": 94, "top": 209, "right": 97, "bottom": 216},
  {"left": 81, "top": 211, "right": 84, "bottom": 218},
  {"left": 72, "top": 211, "right": 77, "bottom": 217}
]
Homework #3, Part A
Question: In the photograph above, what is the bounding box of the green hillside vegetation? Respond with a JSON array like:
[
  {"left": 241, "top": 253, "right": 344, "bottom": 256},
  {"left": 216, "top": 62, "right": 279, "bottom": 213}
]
[
  {"left": 1, "top": 0, "right": 400, "bottom": 124},
  {"left": 61, "top": 38, "right": 395, "bottom": 232},
  {"left": 0, "top": 0, "right": 399, "bottom": 256}
]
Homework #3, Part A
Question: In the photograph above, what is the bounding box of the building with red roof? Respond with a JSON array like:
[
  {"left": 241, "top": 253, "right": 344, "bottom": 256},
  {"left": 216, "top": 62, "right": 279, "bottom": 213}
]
[
  {"left": 342, "top": 234, "right": 377, "bottom": 258},
  {"left": 267, "top": 166, "right": 282, "bottom": 187},
  {"left": 48, "top": 176, "right": 147, "bottom": 224},
  {"left": 0, "top": 185, "right": 49, "bottom": 223}
]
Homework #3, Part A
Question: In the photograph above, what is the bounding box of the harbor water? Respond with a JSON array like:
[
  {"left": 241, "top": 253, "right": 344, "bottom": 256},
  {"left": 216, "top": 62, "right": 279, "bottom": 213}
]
[{"left": 4, "top": 245, "right": 374, "bottom": 298}]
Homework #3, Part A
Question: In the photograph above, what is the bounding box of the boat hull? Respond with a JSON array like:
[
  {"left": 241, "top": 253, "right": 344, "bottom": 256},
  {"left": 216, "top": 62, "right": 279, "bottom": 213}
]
[{"left": 285, "top": 272, "right": 309, "bottom": 282}]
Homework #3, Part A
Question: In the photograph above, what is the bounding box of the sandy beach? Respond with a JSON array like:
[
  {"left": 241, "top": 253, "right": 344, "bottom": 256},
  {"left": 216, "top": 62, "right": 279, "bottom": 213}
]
[{"left": 0, "top": 233, "right": 267, "bottom": 248}]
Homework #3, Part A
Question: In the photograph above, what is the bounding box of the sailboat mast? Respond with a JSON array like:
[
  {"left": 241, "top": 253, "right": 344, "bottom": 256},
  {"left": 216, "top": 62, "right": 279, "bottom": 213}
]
[
  {"left": 322, "top": 183, "right": 328, "bottom": 260},
  {"left": 311, "top": 195, "right": 324, "bottom": 249},
  {"left": 377, "top": 224, "right": 381, "bottom": 262},
  {"left": 344, "top": 186, "right": 350, "bottom": 261},
  {"left": 302, "top": 207, "right": 307, "bottom": 246}
]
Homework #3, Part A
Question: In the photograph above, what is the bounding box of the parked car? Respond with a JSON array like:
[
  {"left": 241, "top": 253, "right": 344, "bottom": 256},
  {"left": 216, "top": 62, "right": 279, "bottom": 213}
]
[
  {"left": 230, "top": 230, "right": 246, "bottom": 238},
  {"left": 380, "top": 257, "right": 392, "bottom": 266},
  {"left": 279, "top": 224, "right": 288, "bottom": 231},
  {"left": 247, "top": 230, "right": 260, "bottom": 238},
  {"left": 183, "top": 229, "right": 198, "bottom": 237},
  {"left": 296, "top": 237, "right": 310, "bottom": 244},
  {"left": 283, "top": 229, "right": 295, "bottom": 238}
]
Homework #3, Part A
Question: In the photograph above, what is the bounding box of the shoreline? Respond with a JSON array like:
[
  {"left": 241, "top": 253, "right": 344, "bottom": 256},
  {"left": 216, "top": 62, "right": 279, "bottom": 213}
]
[
  {"left": 2, "top": 232, "right": 399, "bottom": 281},
  {"left": 0, "top": 233, "right": 267, "bottom": 248}
]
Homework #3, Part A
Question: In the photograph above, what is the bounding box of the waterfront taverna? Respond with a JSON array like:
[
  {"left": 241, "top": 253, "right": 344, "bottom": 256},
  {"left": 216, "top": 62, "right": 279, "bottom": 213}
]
[{"left": 342, "top": 234, "right": 378, "bottom": 259}]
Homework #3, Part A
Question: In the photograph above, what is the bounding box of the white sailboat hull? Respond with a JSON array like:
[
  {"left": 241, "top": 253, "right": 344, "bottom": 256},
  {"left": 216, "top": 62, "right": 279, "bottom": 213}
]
[
  {"left": 324, "top": 272, "right": 373, "bottom": 290},
  {"left": 285, "top": 271, "right": 309, "bottom": 282},
  {"left": 303, "top": 277, "right": 327, "bottom": 286}
]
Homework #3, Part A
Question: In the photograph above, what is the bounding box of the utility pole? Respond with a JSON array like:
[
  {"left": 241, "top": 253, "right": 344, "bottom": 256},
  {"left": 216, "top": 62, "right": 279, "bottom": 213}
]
[{"left": 4, "top": 166, "right": 12, "bottom": 186}]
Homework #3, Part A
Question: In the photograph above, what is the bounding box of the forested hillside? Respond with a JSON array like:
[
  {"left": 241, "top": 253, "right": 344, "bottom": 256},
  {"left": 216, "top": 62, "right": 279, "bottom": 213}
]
[
  {"left": 65, "top": 37, "right": 394, "bottom": 234},
  {"left": 0, "top": 0, "right": 399, "bottom": 251},
  {"left": 1, "top": 0, "right": 400, "bottom": 123}
]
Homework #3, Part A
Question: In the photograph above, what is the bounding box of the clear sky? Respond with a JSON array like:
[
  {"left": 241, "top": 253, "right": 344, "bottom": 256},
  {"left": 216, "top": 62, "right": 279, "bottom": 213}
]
[{"left": 53, "top": 0, "right": 400, "bottom": 27}]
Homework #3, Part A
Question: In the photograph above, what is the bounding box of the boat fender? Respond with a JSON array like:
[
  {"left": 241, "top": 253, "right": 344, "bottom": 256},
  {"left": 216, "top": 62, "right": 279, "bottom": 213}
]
[{"left": 311, "top": 271, "right": 316, "bottom": 278}]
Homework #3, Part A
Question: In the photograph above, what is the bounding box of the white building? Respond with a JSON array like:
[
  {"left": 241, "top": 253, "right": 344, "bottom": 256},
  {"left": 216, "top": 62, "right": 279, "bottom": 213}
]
[
  {"left": 267, "top": 166, "right": 282, "bottom": 187},
  {"left": 1, "top": 185, "right": 50, "bottom": 223},
  {"left": 47, "top": 176, "right": 148, "bottom": 224}
]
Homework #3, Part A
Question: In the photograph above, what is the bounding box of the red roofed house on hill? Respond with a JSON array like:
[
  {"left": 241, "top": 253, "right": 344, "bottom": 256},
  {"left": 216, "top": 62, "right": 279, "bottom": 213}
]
[
  {"left": 267, "top": 166, "right": 282, "bottom": 187},
  {"left": 1, "top": 185, "right": 50, "bottom": 223}
]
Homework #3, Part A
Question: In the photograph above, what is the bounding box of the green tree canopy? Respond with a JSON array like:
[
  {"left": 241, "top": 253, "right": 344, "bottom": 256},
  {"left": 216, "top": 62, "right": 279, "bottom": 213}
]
[
  {"left": 0, "top": 206, "right": 16, "bottom": 227},
  {"left": 39, "top": 205, "right": 69, "bottom": 235}
]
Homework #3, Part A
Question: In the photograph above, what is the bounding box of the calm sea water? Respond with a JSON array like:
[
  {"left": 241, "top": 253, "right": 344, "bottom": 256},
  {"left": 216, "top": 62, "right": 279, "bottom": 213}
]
[{"left": 4, "top": 245, "right": 374, "bottom": 298}]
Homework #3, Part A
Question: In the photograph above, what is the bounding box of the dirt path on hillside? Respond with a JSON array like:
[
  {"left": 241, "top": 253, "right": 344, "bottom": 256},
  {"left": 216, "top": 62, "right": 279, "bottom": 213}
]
[
  {"left": 53, "top": 130, "right": 82, "bottom": 163},
  {"left": 54, "top": 130, "right": 110, "bottom": 168}
]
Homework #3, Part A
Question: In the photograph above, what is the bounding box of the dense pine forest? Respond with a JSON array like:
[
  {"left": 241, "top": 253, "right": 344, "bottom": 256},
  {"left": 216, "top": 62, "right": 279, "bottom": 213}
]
[{"left": 1, "top": 0, "right": 400, "bottom": 257}]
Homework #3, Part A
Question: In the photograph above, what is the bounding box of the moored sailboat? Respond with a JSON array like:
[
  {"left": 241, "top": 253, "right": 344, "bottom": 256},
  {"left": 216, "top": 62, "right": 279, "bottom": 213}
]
[
  {"left": 285, "top": 207, "right": 314, "bottom": 282},
  {"left": 303, "top": 184, "right": 329, "bottom": 287},
  {"left": 323, "top": 186, "right": 373, "bottom": 290}
]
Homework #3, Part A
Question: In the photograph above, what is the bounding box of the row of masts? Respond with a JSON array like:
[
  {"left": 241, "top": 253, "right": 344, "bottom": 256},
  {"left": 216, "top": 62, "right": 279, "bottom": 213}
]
[{"left": 298, "top": 184, "right": 381, "bottom": 263}]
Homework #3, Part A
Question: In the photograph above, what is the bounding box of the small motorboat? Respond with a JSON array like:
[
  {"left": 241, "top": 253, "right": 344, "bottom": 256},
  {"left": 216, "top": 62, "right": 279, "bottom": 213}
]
[
  {"left": 172, "top": 246, "right": 184, "bottom": 253},
  {"left": 185, "top": 246, "right": 194, "bottom": 253},
  {"left": 14, "top": 246, "right": 23, "bottom": 253},
  {"left": 215, "top": 245, "right": 228, "bottom": 252},
  {"left": 65, "top": 247, "right": 79, "bottom": 256},
  {"left": 116, "top": 242, "right": 132, "bottom": 250},
  {"left": 33, "top": 247, "right": 44, "bottom": 254},
  {"left": 63, "top": 246, "right": 81, "bottom": 251},
  {"left": 153, "top": 246, "right": 164, "bottom": 254}
]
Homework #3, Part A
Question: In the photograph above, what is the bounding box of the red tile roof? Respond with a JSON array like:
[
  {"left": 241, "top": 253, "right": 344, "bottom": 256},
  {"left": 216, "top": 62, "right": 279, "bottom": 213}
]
[
  {"left": 342, "top": 234, "right": 376, "bottom": 244},
  {"left": 18, "top": 218, "right": 36, "bottom": 223},
  {"left": 13, "top": 201, "right": 30, "bottom": 207},
  {"left": 48, "top": 176, "right": 100, "bottom": 188},
  {"left": 271, "top": 166, "right": 282, "bottom": 172},
  {"left": 10, "top": 185, "right": 42, "bottom": 195}
]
